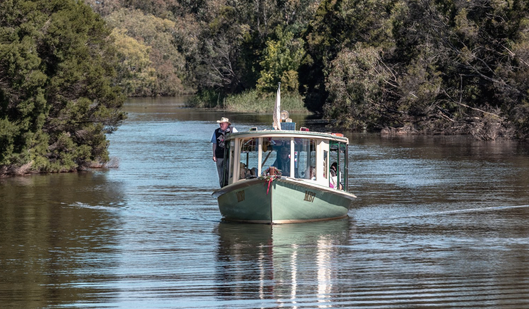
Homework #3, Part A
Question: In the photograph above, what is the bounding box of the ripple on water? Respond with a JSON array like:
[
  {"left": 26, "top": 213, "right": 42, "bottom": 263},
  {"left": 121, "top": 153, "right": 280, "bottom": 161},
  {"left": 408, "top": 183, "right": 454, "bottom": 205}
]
[{"left": 3, "top": 102, "right": 529, "bottom": 308}]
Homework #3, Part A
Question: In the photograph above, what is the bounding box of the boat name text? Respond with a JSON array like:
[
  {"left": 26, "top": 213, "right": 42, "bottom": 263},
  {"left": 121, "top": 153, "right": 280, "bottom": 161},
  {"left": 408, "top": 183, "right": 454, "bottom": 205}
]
[
  {"left": 236, "top": 190, "right": 246, "bottom": 202},
  {"left": 304, "top": 191, "right": 316, "bottom": 202}
]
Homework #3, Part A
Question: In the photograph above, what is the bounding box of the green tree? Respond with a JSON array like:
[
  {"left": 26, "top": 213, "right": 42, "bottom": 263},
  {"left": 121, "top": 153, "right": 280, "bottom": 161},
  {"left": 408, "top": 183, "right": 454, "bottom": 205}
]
[
  {"left": 106, "top": 8, "right": 185, "bottom": 96},
  {"left": 83, "top": 0, "right": 123, "bottom": 16},
  {"left": 300, "top": 0, "right": 394, "bottom": 113},
  {"left": 318, "top": 0, "right": 529, "bottom": 140},
  {"left": 178, "top": 0, "right": 321, "bottom": 103},
  {"left": 110, "top": 28, "right": 156, "bottom": 96},
  {"left": 194, "top": 5, "right": 250, "bottom": 94},
  {"left": 497, "top": 8, "right": 529, "bottom": 139},
  {"left": 389, "top": 0, "right": 529, "bottom": 139},
  {"left": 325, "top": 44, "right": 398, "bottom": 130},
  {"left": 256, "top": 26, "right": 305, "bottom": 94},
  {"left": 0, "top": 0, "right": 125, "bottom": 175}
]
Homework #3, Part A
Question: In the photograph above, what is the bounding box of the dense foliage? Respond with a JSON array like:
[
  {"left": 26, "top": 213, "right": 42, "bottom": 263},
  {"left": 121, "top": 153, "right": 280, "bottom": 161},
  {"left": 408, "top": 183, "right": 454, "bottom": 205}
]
[
  {"left": 0, "top": 0, "right": 125, "bottom": 176},
  {"left": 85, "top": 0, "right": 321, "bottom": 96},
  {"left": 82, "top": 0, "right": 529, "bottom": 140},
  {"left": 318, "top": 0, "right": 529, "bottom": 140}
]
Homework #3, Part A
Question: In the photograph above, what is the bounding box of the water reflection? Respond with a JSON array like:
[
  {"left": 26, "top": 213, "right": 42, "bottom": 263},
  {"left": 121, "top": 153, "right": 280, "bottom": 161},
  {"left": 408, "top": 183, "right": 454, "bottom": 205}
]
[
  {"left": 0, "top": 172, "right": 125, "bottom": 308},
  {"left": 215, "top": 219, "right": 352, "bottom": 307}
]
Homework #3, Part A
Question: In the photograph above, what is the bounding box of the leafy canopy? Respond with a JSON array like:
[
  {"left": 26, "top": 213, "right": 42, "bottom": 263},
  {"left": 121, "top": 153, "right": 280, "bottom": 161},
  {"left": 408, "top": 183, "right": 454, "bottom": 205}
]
[{"left": 0, "top": 0, "right": 125, "bottom": 174}]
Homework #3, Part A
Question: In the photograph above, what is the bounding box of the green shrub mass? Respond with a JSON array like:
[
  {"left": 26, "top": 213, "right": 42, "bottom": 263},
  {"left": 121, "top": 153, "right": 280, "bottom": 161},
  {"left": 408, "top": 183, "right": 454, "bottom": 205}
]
[
  {"left": 224, "top": 90, "right": 308, "bottom": 114},
  {"left": 0, "top": 0, "right": 125, "bottom": 176},
  {"left": 3, "top": 0, "right": 529, "bottom": 176}
]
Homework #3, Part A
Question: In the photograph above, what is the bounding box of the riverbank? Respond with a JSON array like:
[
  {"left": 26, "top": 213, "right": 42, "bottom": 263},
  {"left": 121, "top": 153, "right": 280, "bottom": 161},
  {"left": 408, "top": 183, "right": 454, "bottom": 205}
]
[{"left": 186, "top": 89, "right": 311, "bottom": 114}]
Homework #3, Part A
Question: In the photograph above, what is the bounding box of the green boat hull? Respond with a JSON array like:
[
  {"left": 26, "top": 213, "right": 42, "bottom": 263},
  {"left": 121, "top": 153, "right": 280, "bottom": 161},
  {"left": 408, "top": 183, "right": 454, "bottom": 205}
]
[{"left": 214, "top": 178, "right": 356, "bottom": 224}]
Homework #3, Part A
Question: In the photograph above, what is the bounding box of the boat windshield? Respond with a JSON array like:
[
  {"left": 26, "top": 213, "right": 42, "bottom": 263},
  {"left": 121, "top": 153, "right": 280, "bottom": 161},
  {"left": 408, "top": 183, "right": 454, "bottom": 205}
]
[{"left": 267, "top": 138, "right": 292, "bottom": 176}]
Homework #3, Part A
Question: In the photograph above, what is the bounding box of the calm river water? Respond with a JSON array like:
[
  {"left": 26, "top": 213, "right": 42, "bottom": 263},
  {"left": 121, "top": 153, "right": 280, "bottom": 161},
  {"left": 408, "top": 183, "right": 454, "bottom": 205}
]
[{"left": 2, "top": 97, "right": 529, "bottom": 308}]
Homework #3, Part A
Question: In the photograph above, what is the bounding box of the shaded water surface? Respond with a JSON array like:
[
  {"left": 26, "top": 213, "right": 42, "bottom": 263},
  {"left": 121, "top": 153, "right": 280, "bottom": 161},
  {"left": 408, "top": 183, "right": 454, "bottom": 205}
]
[{"left": 2, "top": 97, "right": 529, "bottom": 308}]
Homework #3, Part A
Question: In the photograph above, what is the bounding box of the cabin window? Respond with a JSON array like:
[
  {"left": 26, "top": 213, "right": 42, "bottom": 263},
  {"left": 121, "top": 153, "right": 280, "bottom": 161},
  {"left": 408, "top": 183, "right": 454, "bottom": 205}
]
[
  {"left": 264, "top": 138, "right": 292, "bottom": 177},
  {"left": 295, "top": 138, "right": 316, "bottom": 180},
  {"left": 329, "top": 141, "right": 347, "bottom": 191},
  {"left": 260, "top": 137, "right": 275, "bottom": 174},
  {"left": 239, "top": 138, "right": 259, "bottom": 179}
]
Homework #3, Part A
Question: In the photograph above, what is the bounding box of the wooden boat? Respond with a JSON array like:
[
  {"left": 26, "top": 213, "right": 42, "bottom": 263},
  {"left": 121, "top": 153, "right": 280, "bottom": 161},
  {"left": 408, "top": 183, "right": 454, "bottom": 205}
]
[
  {"left": 212, "top": 128, "right": 357, "bottom": 224},
  {"left": 212, "top": 84, "right": 356, "bottom": 224}
]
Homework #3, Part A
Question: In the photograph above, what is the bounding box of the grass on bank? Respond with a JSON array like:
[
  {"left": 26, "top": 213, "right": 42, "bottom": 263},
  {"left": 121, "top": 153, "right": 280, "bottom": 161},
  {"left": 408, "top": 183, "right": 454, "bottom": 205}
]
[{"left": 186, "top": 89, "right": 310, "bottom": 114}]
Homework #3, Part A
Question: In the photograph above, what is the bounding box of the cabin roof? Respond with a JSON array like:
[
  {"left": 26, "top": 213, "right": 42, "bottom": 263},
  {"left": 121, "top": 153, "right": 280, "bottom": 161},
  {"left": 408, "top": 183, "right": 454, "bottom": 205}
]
[{"left": 226, "top": 130, "right": 349, "bottom": 144}]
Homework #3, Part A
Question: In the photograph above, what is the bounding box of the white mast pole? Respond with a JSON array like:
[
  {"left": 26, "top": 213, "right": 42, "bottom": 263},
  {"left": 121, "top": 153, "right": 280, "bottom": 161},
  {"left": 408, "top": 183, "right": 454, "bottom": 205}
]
[{"left": 273, "top": 82, "right": 281, "bottom": 130}]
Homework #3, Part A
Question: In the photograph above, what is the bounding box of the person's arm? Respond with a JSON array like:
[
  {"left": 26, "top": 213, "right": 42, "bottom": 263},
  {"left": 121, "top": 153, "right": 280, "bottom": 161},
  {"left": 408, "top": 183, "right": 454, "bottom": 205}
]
[
  {"left": 212, "top": 143, "right": 217, "bottom": 162},
  {"left": 211, "top": 131, "right": 217, "bottom": 162}
]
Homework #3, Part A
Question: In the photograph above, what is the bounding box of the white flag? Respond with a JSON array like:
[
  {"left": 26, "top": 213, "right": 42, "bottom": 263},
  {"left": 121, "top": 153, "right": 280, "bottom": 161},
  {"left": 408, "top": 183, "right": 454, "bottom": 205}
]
[{"left": 273, "top": 83, "right": 281, "bottom": 130}]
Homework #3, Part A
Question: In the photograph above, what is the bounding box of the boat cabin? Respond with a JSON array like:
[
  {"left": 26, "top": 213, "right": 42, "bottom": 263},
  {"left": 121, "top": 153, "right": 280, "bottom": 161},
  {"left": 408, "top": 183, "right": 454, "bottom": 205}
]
[{"left": 223, "top": 131, "right": 350, "bottom": 192}]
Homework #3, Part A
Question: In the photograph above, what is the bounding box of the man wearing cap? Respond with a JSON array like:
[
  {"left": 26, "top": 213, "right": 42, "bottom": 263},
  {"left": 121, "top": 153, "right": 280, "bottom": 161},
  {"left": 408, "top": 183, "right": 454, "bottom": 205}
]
[{"left": 211, "top": 117, "right": 238, "bottom": 187}]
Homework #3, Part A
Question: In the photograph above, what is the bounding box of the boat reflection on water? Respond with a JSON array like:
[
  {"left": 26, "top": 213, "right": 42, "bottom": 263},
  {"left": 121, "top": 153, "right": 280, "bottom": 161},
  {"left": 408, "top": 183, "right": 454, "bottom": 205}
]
[{"left": 215, "top": 218, "right": 353, "bottom": 307}]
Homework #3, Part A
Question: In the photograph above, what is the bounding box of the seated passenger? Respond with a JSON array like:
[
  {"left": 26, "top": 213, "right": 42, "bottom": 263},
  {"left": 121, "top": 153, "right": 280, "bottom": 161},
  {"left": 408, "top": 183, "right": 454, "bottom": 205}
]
[
  {"left": 247, "top": 167, "right": 257, "bottom": 178},
  {"left": 272, "top": 147, "right": 291, "bottom": 177},
  {"left": 330, "top": 162, "right": 342, "bottom": 189},
  {"left": 240, "top": 163, "right": 257, "bottom": 179},
  {"left": 239, "top": 163, "right": 247, "bottom": 179},
  {"left": 304, "top": 166, "right": 316, "bottom": 180}
]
